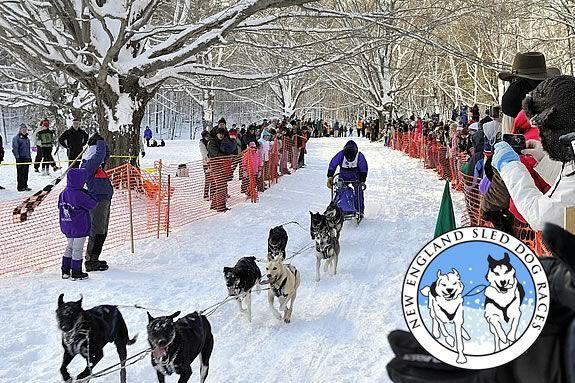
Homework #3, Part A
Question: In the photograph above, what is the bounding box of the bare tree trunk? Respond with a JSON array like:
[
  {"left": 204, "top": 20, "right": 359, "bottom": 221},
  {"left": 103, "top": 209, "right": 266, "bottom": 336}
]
[{"left": 94, "top": 76, "right": 153, "bottom": 168}]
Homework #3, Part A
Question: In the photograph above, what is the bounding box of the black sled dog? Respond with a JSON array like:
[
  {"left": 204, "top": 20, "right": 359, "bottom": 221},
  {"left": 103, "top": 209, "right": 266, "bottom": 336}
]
[
  {"left": 56, "top": 294, "right": 137, "bottom": 383},
  {"left": 147, "top": 311, "right": 214, "bottom": 383}
]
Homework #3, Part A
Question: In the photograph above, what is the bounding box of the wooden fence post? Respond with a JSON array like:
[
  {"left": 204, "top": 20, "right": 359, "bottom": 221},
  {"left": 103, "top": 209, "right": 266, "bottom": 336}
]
[
  {"left": 166, "top": 174, "right": 171, "bottom": 238},
  {"left": 127, "top": 164, "right": 135, "bottom": 254},
  {"left": 566, "top": 207, "right": 575, "bottom": 235},
  {"left": 156, "top": 159, "right": 162, "bottom": 239}
]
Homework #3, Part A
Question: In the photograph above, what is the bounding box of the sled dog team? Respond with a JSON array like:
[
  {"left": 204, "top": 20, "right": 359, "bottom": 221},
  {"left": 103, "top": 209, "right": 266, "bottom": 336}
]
[
  {"left": 56, "top": 202, "right": 345, "bottom": 383},
  {"left": 420, "top": 253, "right": 524, "bottom": 364}
]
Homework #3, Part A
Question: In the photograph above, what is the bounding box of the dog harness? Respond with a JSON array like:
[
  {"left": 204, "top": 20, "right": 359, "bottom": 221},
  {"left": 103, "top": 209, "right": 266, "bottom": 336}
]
[
  {"left": 438, "top": 304, "right": 460, "bottom": 322},
  {"left": 272, "top": 277, "right": 289, "bottom": 298},
  {"left": 272, "top": 267, "right": 298, "bottom": 298},
  {"left": 485, "top": 296, "right": 516, "bottom": 323}
]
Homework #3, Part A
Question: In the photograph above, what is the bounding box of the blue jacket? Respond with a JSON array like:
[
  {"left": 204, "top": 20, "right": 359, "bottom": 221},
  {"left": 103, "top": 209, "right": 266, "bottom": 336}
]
[
  {"left": 327, "top": 140, "right": 368, "bottom": 182},
  {"left": 59, "top": 168, "right": 97, "bottom": 238},
  {"left": 81, "top": 140, "right": 113, "bottom": 201},
  {"left": 12, "top": 133, "right": 31, "bottom": 161},
  {"left": 144, "top": 128, "right": 153, "bottom": 139}
]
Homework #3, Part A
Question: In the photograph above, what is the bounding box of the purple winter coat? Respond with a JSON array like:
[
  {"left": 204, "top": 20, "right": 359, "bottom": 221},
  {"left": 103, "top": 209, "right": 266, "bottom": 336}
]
[
  {"left": 327, "top": 140, "right": 368, "bottom": 182},
  {"left": 59, "top": 168, "right": 97, "bottom": 238}
]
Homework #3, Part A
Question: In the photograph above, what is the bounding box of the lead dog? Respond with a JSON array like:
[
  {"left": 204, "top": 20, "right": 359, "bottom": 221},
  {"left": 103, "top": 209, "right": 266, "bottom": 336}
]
[
  {"left": 147, "top": 311, "right": 214, "bottom": 383},
  {"left": 324, "top": 201, "right": 344, "bottom": 239},
  {"left": 263, "top": 257, "right": 301, "bottom": 324},
  {"left": 484, "top": 253, "right": 524, "bottom": 352},
  {"left": 268, "top": 225, "right": 288, "bottom": 260},
  {"left": 223, "top": 256, "right": 262, "bottom": 322},
  {"left": 56, "top": 294, "right": 137, "bottom": 383},
  {"left": 314, "top": 223, "right": 340, "bottom": 282},
  {"left": 420, "top": 269, "right": 470, "bottom": 364}
]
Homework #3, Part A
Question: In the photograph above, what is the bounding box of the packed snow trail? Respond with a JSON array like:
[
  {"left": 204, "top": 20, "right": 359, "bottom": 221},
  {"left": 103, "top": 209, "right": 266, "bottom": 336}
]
[{"left": 0, "top": 137, "right": 463, "bottom": 382}]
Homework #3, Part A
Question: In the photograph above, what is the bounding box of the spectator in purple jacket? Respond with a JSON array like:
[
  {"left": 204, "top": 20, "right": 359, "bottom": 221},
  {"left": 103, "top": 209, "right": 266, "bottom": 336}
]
[
  {"left": 59, "top": 168, "right": 97, "bottom": 280},
  {"left": 326, "top": 140, "right": 369, "bottom": 215},
  {"left": 144, "top": 126, "right": 153, "bottom": 147}
]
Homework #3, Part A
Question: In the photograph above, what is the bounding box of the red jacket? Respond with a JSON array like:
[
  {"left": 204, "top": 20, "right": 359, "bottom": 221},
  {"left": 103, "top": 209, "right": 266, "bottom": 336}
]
[{"left": 508, "top": 110, "right": 550, "bottom": 223}]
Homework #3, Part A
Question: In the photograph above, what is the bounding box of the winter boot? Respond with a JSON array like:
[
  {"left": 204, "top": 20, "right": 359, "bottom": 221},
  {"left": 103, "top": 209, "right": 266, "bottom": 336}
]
[
  {"left": 85, "top": 260, "right": 108, "bottom": 272},
  {"left": 97, "top": 260, "right": 109, "bottom": 271},
  {"left": 61, "top": 257, "right": 71, "bottom": 280},
  {"left": 71, "top": 260, "right": 88, "bottom": 280}
]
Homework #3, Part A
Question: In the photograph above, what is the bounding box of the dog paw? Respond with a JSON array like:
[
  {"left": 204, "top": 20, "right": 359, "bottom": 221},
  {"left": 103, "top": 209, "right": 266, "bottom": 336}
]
[
  {"left": 456, "top": 354, "right": 467, "bottom": 364},
  {"left": 445, "top": 336, "right": 455, "bottom": 348},
  {"left": 284, "top": 318, "right": 291, "bottom": 324}
]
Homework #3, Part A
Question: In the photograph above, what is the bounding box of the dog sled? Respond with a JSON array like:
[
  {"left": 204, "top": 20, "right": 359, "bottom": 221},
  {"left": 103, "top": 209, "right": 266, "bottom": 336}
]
[{"left": 331, "top": 173, "right": 363, "bottom": 224}]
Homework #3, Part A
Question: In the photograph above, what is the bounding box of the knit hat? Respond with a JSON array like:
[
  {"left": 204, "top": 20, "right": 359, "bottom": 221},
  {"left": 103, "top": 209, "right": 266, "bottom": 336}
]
[
  {"left": 248, "top": 141, "right": 257, "bottom": 148},
  {"left": 218, "top": 117, "right": 226, "bottom": 125},
  {"left": 228, "top": 128, "right": 237, "bottom": 137},
  {"left": 19, "top": 123, "right": 27, "bottom": 130},
  {"left": 523, "top": 75, "right": 575, "bottom": 161},
  {"left": 217, "top": 127, "right": 227, "bottom": 135},
  {"left": 201, "top": 130, "right": 210, "bottom": 138}
]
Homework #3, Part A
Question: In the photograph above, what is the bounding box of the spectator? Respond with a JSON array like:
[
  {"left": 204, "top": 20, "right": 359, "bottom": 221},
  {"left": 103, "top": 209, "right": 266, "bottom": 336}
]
[
  {"left": 12, "top": 124, "right": 32, "bottom": 192},
  {"left": 59, "top": 118, "right": 89, "bottom": 168},
  {"left": 241, "top": 124, "right": 258, "bottom": 150},
  {"left": 349, "top": 125, "right": 353, "bottom": 137},
  {"left": 0, "top": 133, "right": 4, "bottom": 190},
  {"left": 258, "top": 129, "right": 271, "bottom": 191},
  {"left": 34, "top": 119, "right": 59, "bottom": 175},
  {"left": 199, "top": 130, "right": 211, "bottom": 200},
  {"left": 242, "top": 141, "right": 262, "bottom": 198},
  {"left": 144, "top": 126, "right": 153, "bottom": 147},
  {"left": 471, "top": 103, "right": 480, "bottom": 122},
  {"left": 228, "top": 128, "right": 242, "bottom": 182},
  {"left": 218, "top": 117, "right": 227, "bottom": 130},
  {"left": 228, "top": 128, "right": 241, "bottom": 154},
  {"left": 356, "top": 119, "right": 363, "bottom": 137},
  {"left": 499, "top": 52, "right": 560, "bottom": 133},
  {"left": 81, "top": 134, "right": 113, "bottom": 272},
  {"left": 207, "top": 127, "right": 233, "bottom": 212},
  {"left": 492, "top": 75, "right": 575, "bottom": 231},
  {"left": 58, "top": 168, "right": 97, "bottom": 280}
]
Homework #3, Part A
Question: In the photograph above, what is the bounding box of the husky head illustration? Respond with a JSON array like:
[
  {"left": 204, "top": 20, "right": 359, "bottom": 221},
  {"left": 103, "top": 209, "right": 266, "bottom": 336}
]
[
  {"left": 435, "top": 269, "right": 464, "bottom": 300},
  {"left": 486, "top": 253, "right": 517, "bottom": 292}
]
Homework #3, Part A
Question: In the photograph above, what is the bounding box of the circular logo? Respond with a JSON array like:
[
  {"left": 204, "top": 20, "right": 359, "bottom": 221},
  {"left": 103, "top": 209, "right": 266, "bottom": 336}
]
[{"left": 401, "top": 227, "right": 550, "bottom": 369}]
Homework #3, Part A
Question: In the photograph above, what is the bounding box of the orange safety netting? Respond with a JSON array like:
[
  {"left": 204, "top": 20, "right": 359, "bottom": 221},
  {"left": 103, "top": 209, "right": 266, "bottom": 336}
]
[
  {"left": 390, "top": 131, "right": 550, "bottom": 256},
  {"left": 0, "top": 143, "right": 304, "bottom": 277}
]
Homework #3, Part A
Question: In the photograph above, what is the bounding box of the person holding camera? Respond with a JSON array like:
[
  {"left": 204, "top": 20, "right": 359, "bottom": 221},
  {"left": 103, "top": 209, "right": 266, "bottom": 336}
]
[{"left": 492, "top": 75, "right": 575, "bottom": 231}]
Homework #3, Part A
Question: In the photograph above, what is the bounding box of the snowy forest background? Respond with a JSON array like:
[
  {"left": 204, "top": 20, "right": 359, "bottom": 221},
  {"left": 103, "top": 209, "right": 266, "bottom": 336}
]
[{"left": 1, "top": 0, "right": 574, "bottom": 163}]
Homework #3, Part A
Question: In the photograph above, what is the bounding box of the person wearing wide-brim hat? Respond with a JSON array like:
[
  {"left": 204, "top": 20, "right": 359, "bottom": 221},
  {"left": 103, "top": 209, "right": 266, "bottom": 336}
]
[{"left": 499, "top": 52, "right": 561, "bottom": 134}]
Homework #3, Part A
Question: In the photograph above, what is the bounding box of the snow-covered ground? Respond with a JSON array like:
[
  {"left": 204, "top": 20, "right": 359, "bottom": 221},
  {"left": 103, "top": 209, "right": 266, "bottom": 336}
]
[{"left": 0, "top": 137, "right": 464, "bottom": 382}]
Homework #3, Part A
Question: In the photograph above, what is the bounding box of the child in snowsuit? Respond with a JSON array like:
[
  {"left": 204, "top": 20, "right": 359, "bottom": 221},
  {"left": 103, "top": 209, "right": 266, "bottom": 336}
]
[
  {"left": 59, "top": 168, "right": 97, "bottom": 280},
  {"left": 242, "top": 141, "right": 262, "bottom": 199}
]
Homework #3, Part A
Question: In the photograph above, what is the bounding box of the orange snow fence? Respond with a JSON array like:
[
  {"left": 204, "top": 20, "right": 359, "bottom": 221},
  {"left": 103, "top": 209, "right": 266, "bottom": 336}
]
[
  {"left": 0, "top": 138, "right": 307, "bottom": 277},
  {"left": 391, "top": 131, "right": 550, "bottom": 256}
]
